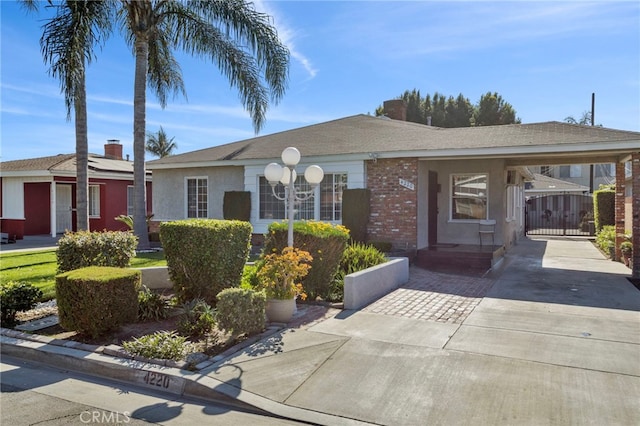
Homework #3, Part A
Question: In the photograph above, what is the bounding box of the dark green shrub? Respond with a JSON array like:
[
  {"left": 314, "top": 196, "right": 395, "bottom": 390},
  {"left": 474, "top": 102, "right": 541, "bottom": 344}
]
[
  {"left": 263, "top": 221, "right": 350, "bottom": 300},
  {"left": 0, "top": 282, "right": 43, "bottom": 326},
  {"left": 216, "top": 288, "right": 266, "bottom": 336},
  {"left": 342, "top": 189, "right": 370, "bottom": 243},
  {"left": 177, "top": 299, "right": 216, "bottom": 337},
  {"left": 57, "top": 230, "right": 138, "bottom": 273},
  {"left": 160, "top": 219, "right": 252, "bottom": 304},
  {"left": 56, "top": 267, "right": 140, "bottom": 338},
  {"left": 368, "top": 241, "right": 393, "bottom": 253},
  {"left": 137, "top": 286, "right": 169, "bottom": 322},
  {"left": 593, "top": 189, "right": 615, "bottom": 233},
  {"left": 122, "top": 331, "right": 188, "bottom": 361},
  {"left": 223, "top": 191, "right": 251, "bottom": 221},
  {"left": 329, "top": 242, "right": 388, "bottom": 301}
]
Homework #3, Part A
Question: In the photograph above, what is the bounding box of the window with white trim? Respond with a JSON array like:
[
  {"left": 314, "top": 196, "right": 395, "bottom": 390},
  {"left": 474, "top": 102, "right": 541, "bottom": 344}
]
[
  {"left": 127, "top": 186, "right": 134, "bottom": 215},
  {"left": 451, "top": 174, "right": 487, "bottom": 220},
  {"left": 259, "top": 173, "right": 347, "bottom": 221},
  {"left": 88, "top": 185, "right": 100, "bottom": 217},
  {"left": 186, "top": 177, "right": 208, "bottom": 218}
]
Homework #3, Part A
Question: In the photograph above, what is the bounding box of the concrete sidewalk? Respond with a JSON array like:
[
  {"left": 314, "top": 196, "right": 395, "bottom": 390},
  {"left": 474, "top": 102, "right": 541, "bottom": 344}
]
[
  {"left": 205, "top": 237, "right": 640, "bottom": 425},
  {"left": 2, "top": 237, "right": 639, "bottom": 425}
]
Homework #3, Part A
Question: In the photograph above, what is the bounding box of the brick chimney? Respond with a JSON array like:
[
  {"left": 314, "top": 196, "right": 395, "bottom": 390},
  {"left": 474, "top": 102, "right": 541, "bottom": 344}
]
[
  {"left": 383, "top": 99, "right": 407, "bottom": 121},
  {"left": 104, "top": 139, "right": 123, "bottom": 160}
]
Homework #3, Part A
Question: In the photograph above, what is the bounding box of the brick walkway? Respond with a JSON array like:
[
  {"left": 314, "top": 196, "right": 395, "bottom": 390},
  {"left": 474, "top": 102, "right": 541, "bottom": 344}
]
[{"left": 362, "top": 266, "right": 495, "bottom": 324}]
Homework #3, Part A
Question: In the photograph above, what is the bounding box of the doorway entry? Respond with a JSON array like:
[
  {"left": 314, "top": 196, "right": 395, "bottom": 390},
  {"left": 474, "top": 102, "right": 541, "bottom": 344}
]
[{"left": 56, "top": 184, "right": 73, "bottom": 234}]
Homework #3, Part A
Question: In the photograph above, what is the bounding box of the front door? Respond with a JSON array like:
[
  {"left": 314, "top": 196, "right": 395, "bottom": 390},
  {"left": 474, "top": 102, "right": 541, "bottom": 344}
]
[
  {"left": 428, "top": 171, "right": 438, "bottom": 246},
  {"left": 56, "top": 184, "right": 73, "bottom": 233}
]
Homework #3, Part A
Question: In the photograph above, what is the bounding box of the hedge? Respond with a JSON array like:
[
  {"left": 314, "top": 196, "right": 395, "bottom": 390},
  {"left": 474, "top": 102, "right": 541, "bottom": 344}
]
[
  {"left": 262, "top": 221, "right": 349, "bottom": 300},
  {"left": 56, "top": 266, "right": 140, "bottom": 338},
  {"left": 593, "top": 189, "right": 615, "bottom": 233},
  {"left": 160, "top": 219, "right": 252, "bottom": 304},
  {"left": 57, "top": 230, "right": 138, "bottom": 273}
]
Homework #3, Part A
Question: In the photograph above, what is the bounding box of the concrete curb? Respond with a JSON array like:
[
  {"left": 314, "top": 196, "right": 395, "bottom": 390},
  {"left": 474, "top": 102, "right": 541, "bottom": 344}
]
[{"left": 0, "top": 327, "right": 372, "bottom": 426}]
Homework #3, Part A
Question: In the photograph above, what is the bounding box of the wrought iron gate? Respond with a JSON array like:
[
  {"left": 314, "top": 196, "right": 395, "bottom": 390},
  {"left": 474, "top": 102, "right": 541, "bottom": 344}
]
[{"left": 525, "top": 194, "right": 594, "bottom": 236}]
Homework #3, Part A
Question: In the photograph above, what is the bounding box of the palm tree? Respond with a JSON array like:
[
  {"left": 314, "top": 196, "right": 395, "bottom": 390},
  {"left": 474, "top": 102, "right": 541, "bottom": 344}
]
[
  {"left": 146, "top": 126, "right": 177, "bottom": 158},
  {"left": 119, "top": 0, "right": 290, "bottom": 250},
  {"left": 23, "top": 0, "right": 112, "bottom": 232}
]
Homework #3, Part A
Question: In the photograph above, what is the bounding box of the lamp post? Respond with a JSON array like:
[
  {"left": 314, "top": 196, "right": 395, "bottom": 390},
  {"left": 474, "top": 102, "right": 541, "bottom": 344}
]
[{"left": 264, "top": 147, "right": 324, "bottom": 247}]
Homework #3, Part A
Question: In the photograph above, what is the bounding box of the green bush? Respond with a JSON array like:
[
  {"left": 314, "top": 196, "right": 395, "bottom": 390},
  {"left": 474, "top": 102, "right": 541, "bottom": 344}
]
[
  {"left": 57, "top": 230, "right": 138, "bottom": 273},
  {"left": 122, "top": 331, "right": 187, "bottom": 361},
  {"left": 593, "top": 189, "right": 615, "bottom": 233},
  {"left": 0, "top": 281, "right": 43, "bottom": 326},
  {"left": 595, "top": 225, "right": 616, "bottom": 256},
  {"left": 240, "top": 264, "right": 259, "bottom": 290},
  {"left": 137, "top": 286, "right": 169, "bottom": 322},
  {"left": 160, "top": 219, "right": 252, "bottom": 304},
  {"left": 216, "top": 288, "right": 266, "bottom": 336},
  {"left": 263, "top": 221, "right": 350, "bottom": 300},
  {"left": 177, "top": 299, "right": 216, "bottom": 337},
  {"left": 56, "top": 266, "right": 140, "bottom": 338},
  {"left": 329, "top": 242, "right": 388, "bottom": 302}
]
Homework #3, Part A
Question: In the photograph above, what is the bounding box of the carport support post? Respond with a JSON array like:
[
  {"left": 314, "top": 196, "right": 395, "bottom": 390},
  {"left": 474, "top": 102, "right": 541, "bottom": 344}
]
[
  {"left": 615, "top": 163, "right": 626, "bottom": 261},
  {"left": 632, "top": 153, "right": 640, "bottom": 279}
]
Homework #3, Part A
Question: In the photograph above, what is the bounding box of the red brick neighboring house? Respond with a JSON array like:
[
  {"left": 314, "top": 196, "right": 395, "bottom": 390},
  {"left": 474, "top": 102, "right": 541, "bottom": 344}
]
[{"left": 0, "top": 141, "right": 152, "bottom": 239}]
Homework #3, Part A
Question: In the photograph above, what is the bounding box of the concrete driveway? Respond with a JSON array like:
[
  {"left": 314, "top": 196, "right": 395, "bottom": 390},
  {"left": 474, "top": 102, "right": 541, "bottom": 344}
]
[{"left": 208, "top": 237, "right": 640, "bottom": 425}]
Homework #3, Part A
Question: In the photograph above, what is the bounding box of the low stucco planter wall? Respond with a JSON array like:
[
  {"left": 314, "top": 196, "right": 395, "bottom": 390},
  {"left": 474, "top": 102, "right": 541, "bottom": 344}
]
[
  {"left": 136, "top": 266, "right": 172, "bottom": 289},
  {"left": 343, "top": 257, "right": 409, "bottom": 310}
]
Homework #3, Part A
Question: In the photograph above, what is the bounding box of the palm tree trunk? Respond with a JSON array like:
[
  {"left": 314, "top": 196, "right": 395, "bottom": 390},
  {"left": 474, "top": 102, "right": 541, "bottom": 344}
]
[
  {"left": 133, "top": 35, "right": 150, "bottom": 250},
  {"left": 75, "top": 67, "right": 89, "bottom": 231}
]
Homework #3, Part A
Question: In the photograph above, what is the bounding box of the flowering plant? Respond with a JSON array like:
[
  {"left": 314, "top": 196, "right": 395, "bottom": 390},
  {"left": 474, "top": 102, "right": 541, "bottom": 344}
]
[{"left": 256, "top": 247, "right": 312, "bottom": 300}]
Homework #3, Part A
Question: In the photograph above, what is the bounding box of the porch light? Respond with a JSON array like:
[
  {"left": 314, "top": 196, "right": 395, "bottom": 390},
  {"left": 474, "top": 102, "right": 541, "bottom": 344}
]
[{"left": 264, "top": 147, "right": 324, "bottom": 247}]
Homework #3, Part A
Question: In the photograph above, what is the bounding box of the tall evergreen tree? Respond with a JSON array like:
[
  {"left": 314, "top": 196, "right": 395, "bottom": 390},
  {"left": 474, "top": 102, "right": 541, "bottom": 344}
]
[{"left": 474, "top": 92, "right": 520, "bottom": 126}]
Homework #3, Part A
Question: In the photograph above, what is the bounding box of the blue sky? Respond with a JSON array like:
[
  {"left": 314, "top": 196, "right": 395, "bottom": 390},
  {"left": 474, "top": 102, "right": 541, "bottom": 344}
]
[{"left": 1, "top": 1, "right": 639, "bottom": 162}]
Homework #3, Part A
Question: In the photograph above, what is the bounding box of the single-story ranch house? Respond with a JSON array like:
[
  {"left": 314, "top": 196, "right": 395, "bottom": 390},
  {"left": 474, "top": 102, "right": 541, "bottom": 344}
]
[
  {"left": 147, "top": 100, "right": 639, "bottom": 275},
  {"left": 0, "top": 141, "right": 152, "bottom": 239}
]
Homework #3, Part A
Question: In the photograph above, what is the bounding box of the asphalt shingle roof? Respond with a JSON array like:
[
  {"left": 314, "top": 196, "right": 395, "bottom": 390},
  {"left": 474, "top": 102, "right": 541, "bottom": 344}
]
[
  {"left": 147, "top": 115, "right": 640, "bottom": 167},
  {"left": 0, "top": 153, "right": 138, "bottom": 175}
]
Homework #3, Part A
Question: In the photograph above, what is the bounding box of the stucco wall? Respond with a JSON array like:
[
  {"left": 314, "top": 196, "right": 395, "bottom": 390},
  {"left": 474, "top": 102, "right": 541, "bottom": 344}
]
[
  {"left": 428, "top": 158, "right": 507, "bottom": 246},
  {"left": 151, "top": 166, "right": 244, "bottom": 221}
]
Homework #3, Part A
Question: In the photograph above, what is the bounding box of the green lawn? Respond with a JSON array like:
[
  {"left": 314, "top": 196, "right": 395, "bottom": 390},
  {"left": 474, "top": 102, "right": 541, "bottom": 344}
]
[{"left": 0, "top": 249, "right": 166, "bottom": 302}]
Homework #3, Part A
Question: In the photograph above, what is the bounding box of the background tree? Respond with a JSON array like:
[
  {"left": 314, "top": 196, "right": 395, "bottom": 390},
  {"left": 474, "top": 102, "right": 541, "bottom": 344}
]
[
  {"left": 565, "top": 111, "right": 602, "bottom": 127},
  {"left": 119, "top": 0, "right": 290, "bottom": 250},
  {"left": 146, "top": 126, "right": 177, "bottom": 158},
  {"left": 377, "top": 89, "right": 520, "bottom": 127},
  {"left": 23, "top": 0, "right": 112, "bottom": 232},
  {"left": 474, "top": 92, "right": 520, "bottom": 126}
]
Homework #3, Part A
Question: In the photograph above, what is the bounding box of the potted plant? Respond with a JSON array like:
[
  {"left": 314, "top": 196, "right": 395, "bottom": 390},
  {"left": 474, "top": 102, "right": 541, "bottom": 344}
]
[
  {"left": 620, "top": 241, "right": 633, "bottom": 267},
  {"left": 256, "top": 247, "right": 312, "bottom": 323}
]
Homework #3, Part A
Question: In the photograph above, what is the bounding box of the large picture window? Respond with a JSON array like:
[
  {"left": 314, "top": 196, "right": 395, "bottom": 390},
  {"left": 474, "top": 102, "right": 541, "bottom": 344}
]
[
  {"left": 186, "top": 177, "right": 208, "bottom": 218},
  {"left": 88, "top": 185, "right": 100, "bottom": 217},
  {"left": 451, "top": 174, "right": 487, "bottom": 220},
  {"left": 260, "top": 173, "right": 347, "bottom": 221}
]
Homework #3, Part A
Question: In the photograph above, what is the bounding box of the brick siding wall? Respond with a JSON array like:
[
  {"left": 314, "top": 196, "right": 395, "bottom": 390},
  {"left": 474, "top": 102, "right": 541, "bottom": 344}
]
[{"left": 366, "top": 158, "right": 418, "bottom": 250}]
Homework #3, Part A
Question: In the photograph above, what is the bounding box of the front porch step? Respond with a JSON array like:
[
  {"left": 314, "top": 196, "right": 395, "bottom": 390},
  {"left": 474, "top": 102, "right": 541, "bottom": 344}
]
[{"left": 415, "top": 245, "right": 504, "bottom": 274}]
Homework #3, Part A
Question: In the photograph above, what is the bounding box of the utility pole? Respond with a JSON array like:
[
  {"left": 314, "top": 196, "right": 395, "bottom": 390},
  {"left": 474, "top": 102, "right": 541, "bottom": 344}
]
[{"left": 589, "top": 93, "right": 595, "bottom": 193}]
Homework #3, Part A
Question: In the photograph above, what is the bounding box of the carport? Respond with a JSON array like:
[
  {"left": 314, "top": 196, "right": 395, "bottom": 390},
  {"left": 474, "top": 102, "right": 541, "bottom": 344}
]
[{"left": 502, "top": 129, "right": 639, "bottom": 278}]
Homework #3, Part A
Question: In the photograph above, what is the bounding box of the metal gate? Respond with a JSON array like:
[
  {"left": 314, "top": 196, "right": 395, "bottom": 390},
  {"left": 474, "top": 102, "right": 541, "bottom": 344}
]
[{"left": 525, "top": 194, "right": 594, "bottom": 236}]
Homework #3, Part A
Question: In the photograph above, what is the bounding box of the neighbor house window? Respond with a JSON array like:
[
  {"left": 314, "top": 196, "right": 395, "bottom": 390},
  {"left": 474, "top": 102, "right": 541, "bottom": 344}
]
[
  {"left": 88, "top": 185, "right": 100, "bottom": 217},
  {"left": 595, "top": 163, "right": 614, "bottom": 177},
  {"left": 127, "top": 186, "right": 134, "bottom": 215},
  {"left": 540, "top": 166, "right": 552, "bottom": 177},
  {"left": 260, "top": 173, "right": 347, "bottom": 221},
  {"left": 451, "top": 174, "right": 487, "bottom": 220},
  {"left": 186, "top": 177, "right": 207, "bottom": 218},
  {"left": 559, "top": 165, "right": 582, "bottom": 178}
]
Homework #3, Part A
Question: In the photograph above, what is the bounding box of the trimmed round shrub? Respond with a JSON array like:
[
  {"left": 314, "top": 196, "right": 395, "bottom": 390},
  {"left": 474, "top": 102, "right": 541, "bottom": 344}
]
[
  {"left": 57, "top": 230, "right": 138, "bottom": 273},
  {"left": 593, "top": 189, "right": 615, "bottom": 233},
  {"left": 56, "top": 266, "right": 141, "bottom": 338},
  {"left": 160, "top": 219, "right": 252, "bottom": 305},
  {"left": 216, "top": 287, "right": 266, "bottom": 336},
  {"left": 263, "top": 221, "right": 350, "bottom": 300}
]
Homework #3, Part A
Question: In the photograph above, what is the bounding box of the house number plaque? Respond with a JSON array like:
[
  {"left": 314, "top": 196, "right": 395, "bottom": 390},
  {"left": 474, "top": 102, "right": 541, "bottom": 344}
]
[{"left": 399, "top": 178, "right": 415, "bottom": 190}]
